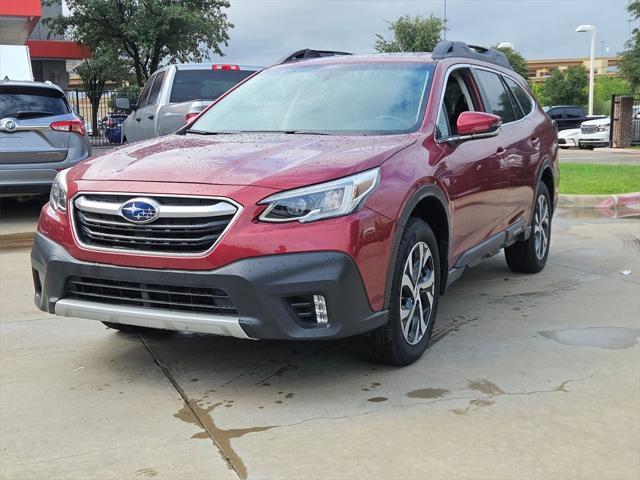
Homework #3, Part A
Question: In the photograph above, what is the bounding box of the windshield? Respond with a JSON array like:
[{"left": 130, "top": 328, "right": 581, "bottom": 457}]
[{"left": 189, "top": 62, "right": 434, "bottom": 135}]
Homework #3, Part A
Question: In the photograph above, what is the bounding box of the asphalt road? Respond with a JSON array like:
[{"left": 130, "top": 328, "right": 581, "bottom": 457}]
[{"left": 1, "top": 208, "right": 639, "bottom": 479}]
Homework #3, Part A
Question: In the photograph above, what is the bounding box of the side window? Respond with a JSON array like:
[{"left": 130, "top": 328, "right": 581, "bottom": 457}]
[
  {"left": 566, "top": 107, "right": 583, "bottom": 119},
  {"left": 547, "top": 108, "right": 563, "bottom": 120},
  {"left": 473, "top": 69, "right": 518, "bottom": 123},
  {"left": 136, "top": 76, "right": 155, "bottom": 108},
  {"left": 437, "top": 69, "right": 477, "bottom": 137},
  {"left": 147, "top": 71, "right": 166, "bottom": 106},
  {"left": 436, "top": 104, "right": 451, "bottom": 138},
  {"left": 504, "top": 76, "right": 533, "bottom": 117}
]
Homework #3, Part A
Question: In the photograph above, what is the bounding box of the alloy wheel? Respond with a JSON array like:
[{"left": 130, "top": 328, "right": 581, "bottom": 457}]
[
  {"left": 533, "top": 194, "right": 550, "bottom": 260},
  {"left": 399, "top": 241, "right": 436, "bottom": 346}
]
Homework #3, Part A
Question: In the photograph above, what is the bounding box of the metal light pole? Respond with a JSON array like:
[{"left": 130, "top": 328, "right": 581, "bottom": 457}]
[
  {"left": 576, "top": 24, "right": 596, "bottom": 116},
  {"left": 443, "top": 0, "right": 448, "bottom": 41}
]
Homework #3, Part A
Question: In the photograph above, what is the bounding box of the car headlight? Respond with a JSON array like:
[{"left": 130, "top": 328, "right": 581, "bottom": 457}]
[
  {"left": 597, "top": 125, "right": 609, "bottom": 132},
  {"left": 259, "top": 168, "right": 380, "bottom": 223},
  {"left": 50, "top": 169, "right": 69, "bottom": 212}
]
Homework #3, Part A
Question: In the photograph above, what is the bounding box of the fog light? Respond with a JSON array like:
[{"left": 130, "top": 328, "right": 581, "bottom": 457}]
[{"left": 313, "top": 295, "right": 328, "bottom": 325}]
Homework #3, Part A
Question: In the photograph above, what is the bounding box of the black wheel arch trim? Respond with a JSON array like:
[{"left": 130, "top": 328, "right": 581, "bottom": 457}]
[{"left": 383, "top": 184, "right": 452, "bottom": 309}]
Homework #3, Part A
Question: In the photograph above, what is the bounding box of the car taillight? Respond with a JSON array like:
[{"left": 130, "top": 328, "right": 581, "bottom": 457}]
[
  {"left": 212, "top": 64, "right": 240, "bottom": 70},
  {"left": 50, "top": 120, "right": 86, "bottom": 136},
  {"left": 184, "top": 112, "right": 199, "bottom": 124}
]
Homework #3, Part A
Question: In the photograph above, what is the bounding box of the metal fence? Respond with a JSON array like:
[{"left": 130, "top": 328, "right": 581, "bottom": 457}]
[
  {"left": 609, "top": 94, "right": 640, "bottom": 147},
  {"left": 64, "top": 89, "right": 137, "bottom": 147}
]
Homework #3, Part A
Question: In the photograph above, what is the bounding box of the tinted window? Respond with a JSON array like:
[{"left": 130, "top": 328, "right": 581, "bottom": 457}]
[
  {"left": 546, "top": 108, "right": 563, "bottom": 120},
  {"left": 170, "top": 70, "right": 253, "bottom": 103},
  {"left": 474, "top": 69, "right": 518, "bottom": 123},
  {"left": 504, "top": 77, "right": 533, "bottom": 117},
  {"left": 147, "top": 71, "right": 166, "bottom": 105},
  {"left": 567, "top": 107, "right": 584, "bottom": 119},
  {"left": 136, "top": 77, "right": 155, "bottom": 108},
  {"left": 0, "top": 86, "right": 69, "bottom": 118},
  {"left": 191, "top": 63, "right": 434, "bottom": 135}
]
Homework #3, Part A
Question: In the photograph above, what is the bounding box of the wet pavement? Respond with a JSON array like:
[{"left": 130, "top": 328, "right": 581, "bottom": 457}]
[{"left": 1, "top": 208, "right": 639, "bottom": 479}]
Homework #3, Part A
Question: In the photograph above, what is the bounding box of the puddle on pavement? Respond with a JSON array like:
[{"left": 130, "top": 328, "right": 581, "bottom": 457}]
[
  {"left": 367, "top": 396, "right": 388, "bottom": 403},
  {"left": 468, "top": 379, "right": 504, "bottom": 396},
  {"left": 539, "top": 327, "right": 640, "bottom": 350},
  {"left": 406, "top": 388, "right": 449, "bottom": 399},
  {"left": 174, "top": 400, "right": 275, "bottom": 479}
]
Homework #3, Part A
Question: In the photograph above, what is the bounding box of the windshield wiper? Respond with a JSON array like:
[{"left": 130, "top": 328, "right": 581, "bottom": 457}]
[{"left": 16, "top": 110, "right": 54, "bottom": 119}]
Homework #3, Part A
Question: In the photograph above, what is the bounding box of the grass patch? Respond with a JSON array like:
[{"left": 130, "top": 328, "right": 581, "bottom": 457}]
[{"left": 560, "top": 163, "right": 640, "bottom": 195}]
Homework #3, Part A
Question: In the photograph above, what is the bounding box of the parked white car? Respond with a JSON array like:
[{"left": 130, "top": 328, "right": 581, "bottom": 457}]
[
  {"left": 579, "top": 116, "right": 610, "bottom": 149},
  {"left": 558, "top": 128, "right": 581, "bottom": 148}
]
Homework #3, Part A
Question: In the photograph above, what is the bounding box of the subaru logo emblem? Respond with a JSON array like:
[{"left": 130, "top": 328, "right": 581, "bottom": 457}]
[
  {"left": 4, "top": 120, "right": 16, "bottom": 132},
  {"left": 120, "top": 198, "right": 160, "bottom": 224}
]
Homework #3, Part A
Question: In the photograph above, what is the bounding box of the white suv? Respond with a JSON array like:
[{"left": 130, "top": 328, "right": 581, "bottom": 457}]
[{"left": 579, "top": 116, "right": 610, "bottom": 149}]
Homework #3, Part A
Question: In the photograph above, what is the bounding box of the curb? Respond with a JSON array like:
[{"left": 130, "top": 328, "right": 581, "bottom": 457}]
[
  {"left": 558, "top": 192, "right": 640, "bottom": 210},
  {"left": 0, "top": 232, "right": 35, "bottom": 251}
]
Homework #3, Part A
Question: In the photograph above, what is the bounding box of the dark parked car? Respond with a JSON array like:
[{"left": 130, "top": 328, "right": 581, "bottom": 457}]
[
  {"left": 0, "top": 80, "right": 91, "bottom": 197},
  {"left": 31, "top": 41, "right": 558, "bottom": 365},
  {"left": 543, "top": 105, "right": 587, "bottom": 131}
]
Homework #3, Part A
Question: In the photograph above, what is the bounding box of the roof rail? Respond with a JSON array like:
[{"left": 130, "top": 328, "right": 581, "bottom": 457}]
[
  {"left": 432, "top": 41, "right": 513, "bottom": 71},
  {"left": 277, "top": 49, "right": 353, "bottom": 65}
]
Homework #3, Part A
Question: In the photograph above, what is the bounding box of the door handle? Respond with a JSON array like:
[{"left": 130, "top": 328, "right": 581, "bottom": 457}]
[
  {"left": 531, "top": 136, "right": 541, "bottom": 150},
  {"left": 147, "top": 115, "right": 154, "bottom": 120},
  {"left": 135, "top": 117, "right": 141, "bottom": 122},
  {"left": 496, "top": 147, "right": 507, "bottom": 156}
]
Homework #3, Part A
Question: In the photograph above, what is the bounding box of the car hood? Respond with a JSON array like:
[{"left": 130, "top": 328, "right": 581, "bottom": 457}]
[{"left": 73, "top": 133, "right": 416, "bottom": 190}]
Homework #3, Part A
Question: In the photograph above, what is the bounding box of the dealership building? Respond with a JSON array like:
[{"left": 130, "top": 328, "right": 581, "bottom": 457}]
[{"left": 0, "top": 0, "right": 87, "bottom": 89}]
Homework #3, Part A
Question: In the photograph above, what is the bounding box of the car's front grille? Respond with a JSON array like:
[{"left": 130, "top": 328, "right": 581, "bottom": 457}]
[
  {"left": 581, "top": 125, "right": 598, "bottom": 134},
  {"left": 72, "top": 194, "right": 238, "bottom": 254},
  {"left": 65, "top": 276, "right": 238, "bottom": 315},
  {"left": 558, "top": 138, "right": 566, "bottom": 144}
]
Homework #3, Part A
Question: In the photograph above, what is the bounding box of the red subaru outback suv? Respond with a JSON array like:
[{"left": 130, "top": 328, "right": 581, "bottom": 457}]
[{"left": 31, "top": 42, "right": 558, "bottom": 365}]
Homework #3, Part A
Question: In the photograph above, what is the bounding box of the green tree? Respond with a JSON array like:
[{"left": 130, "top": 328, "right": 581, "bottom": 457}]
[
  {"left": 495, "top": 46, "right": 529, "bottom": 79},
  {"left": 619, "top": 1, "right": 640, "bottom": 92},
  {"left": 542, "top": 66, "right": 588, "bottom": 106},
  {"left": 593, "top": 77, "right": 631, "bottom": 115},
  {"left": 529, "top": 81, "right": 549, "bottom": 106},
  {"left": 44, "top": 0, "right": 232, "bottom": 87},
  {"left": 375, "top": 15, "right": 443, "bottom": 53},
  {"left": 75, "top": 50, "right": 130, "bottom": 136}
]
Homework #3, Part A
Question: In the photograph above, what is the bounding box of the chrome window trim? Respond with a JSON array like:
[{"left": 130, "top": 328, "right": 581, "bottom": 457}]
[
  {"left": 433, "top": 63, "right": 536, "bottom": 143},
  {"left": 69, "top": 192, "right": 243, "bottom": 258}
]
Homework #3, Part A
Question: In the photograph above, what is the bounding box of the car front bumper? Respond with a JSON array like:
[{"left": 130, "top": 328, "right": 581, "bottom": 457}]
[{"left": 31, "top": 233, "right": 387, "bottom": 340}]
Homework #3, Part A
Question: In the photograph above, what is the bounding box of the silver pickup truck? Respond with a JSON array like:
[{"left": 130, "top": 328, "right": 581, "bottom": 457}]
[{"left": 117, "top": 63, "right": 262, "bottom": 143}]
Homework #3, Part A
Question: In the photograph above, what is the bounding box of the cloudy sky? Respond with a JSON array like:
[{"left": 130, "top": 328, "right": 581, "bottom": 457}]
[{"left": 214, "top": 0, "right": 633, "bottom": 65}]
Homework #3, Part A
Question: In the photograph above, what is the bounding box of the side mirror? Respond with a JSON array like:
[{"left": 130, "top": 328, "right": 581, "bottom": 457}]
[
  {"left": 114, "top": 96, "right": 132, "bottom": 112},
  {"left": 456, "top": 111, "right": 502, "bottom": 137}
]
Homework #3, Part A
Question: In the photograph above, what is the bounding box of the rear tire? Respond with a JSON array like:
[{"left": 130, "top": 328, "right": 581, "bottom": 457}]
[
  {"left": 102, "top": 322, "right": 168, "bottom": 334},
  {"left": 505, "top": 182, "right": 551, "bottom": 273},
  {"left": 360, "top": 218, "right": 440, "bottom": 366}
]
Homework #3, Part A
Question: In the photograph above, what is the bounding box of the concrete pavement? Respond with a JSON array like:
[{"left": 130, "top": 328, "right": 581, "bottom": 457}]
[
  {"left": 558, "top": 148, "right": 640, "bottom": 165},
  {"left": 1, "top": 208, "right": 639, "bottom": 479}
]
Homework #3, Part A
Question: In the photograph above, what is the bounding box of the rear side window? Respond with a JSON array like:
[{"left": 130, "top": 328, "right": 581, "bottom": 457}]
[
  {"left": 566, "top": 107, "right": 584, "bottom": 119},
  {"left": 504, "top": 77, "right": 533, "bottom": 117},
  {"left": 170, "top": 69, "right": 253, "bottom": 103},
  {"left": 546, "top": 108, "right": 563, "bottom": 120},
  {"left": 473, "top": 69, "right": 518, "bottom": 123},
  {"left": 0, "top": 86, "right": 70, "bottom": 118},
  {"left": 147, "top": 71, "right": 166, "bottom": 106}
]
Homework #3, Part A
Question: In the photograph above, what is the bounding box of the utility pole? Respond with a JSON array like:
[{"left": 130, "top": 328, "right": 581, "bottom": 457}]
[{"left": 443, "top": 0, "right": 448, "bottom": 41}]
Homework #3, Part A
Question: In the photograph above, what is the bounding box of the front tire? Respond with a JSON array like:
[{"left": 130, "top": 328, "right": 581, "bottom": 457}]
[
  {"left": 505, "top": 182, "right": 552, "bottom": 273},
  {"left": 360, "top": 218, "right": 440, "bottom": 366}
]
